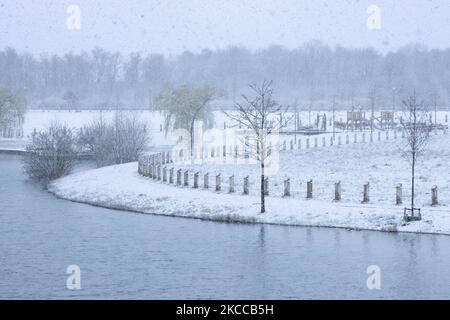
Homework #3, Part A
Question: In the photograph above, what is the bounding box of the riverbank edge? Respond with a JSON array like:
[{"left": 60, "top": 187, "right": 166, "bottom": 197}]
[
  {"left": 48, "top": 188, "right": 450, "bottom": 237},
  {"left": 47, "top": 163, "right": 450, "bottom": 236}
]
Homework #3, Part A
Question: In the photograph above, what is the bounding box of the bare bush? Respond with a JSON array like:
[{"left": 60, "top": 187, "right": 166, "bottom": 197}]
[
  {"left": 78, "top": 112, "right": 149, "bottom": 167},
  {"left": 23, "top": 122, "right": 77, "bottom": 182}
]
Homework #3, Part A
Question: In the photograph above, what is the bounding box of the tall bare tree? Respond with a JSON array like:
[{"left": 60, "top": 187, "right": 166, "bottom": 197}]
[
  {"left": 400, "top": 93, "right": 430, "bottom": 216},
  {"left": 224, "top": 80, "right": 290, "bottom": 213}
]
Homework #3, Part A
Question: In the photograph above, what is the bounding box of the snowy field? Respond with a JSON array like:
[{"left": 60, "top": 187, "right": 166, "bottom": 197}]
[
  {"left": 49, "top": 132, "right": 450, "bottom": 235},
  {"left": 2, "top": 109, "right": 450, "bottom": 151}
]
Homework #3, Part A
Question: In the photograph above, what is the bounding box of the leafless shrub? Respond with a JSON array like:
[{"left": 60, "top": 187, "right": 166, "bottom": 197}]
[
  {"left": 77, "top": 112, "right": 149, "bottom": 167},
  {"left": 23, "top": 122, "right": 77, "bottom": 182}
]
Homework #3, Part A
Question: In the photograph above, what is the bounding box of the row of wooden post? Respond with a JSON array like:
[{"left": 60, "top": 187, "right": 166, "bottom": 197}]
[
  {"left": 139, "top": 158, "right": 440, "bottom": 206},
  {"left": 282, "top": 128, "right": 448, "bottom": 152},
  {"left": 140, "top": 164, "right": 250, "bottom": 195}
]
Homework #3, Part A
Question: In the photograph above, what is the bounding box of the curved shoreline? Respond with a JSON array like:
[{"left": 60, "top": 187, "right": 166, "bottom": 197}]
[{"left": 47, "top": 162, "right": 450, "bottom": 236}]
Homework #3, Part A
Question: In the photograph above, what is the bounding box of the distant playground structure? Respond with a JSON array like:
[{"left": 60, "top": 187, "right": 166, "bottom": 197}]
[{"left": 334, "top": 110, "right": 395, "bottom": 131}]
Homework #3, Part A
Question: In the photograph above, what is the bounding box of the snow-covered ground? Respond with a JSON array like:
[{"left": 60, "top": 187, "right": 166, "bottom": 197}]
[{"left": 49, "top": 132, "right": 450, "bottom": 235}]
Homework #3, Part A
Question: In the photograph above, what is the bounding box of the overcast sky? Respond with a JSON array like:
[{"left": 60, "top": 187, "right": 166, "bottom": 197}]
[{"left": 0, "top": 0, "right": 449, "bottom": 56}]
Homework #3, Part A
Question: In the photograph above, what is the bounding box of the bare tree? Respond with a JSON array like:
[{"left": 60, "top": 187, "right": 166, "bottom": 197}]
[
  {"left": 23, "top": 121, "right": 77, "bottom": 182},
  {"left": 400, "top": 93, "right": 431, "bottom": 219},
  {"left": 78, "top": 112, "right": 149, "bottom": 167},
  {"left": 224, "top": 80, "right": 290, "bottom": 213}
]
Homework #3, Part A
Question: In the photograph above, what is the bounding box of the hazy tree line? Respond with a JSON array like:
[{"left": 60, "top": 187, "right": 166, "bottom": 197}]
[{"left": 1, "top": 41, "right": 450, "bottom": 109}]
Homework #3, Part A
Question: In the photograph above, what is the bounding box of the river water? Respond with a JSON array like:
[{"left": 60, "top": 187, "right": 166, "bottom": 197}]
[{"left": 1, "top": 154, "right": 449, "bottom": 299}]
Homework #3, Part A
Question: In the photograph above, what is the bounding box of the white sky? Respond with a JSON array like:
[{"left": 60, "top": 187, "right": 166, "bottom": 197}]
[{"left": 0, "top": 0, "right": 449, "bottom": 55}]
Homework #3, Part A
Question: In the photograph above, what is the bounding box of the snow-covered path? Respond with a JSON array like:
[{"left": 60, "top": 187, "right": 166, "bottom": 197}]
[{"left": 49, "top": 162, "right": 450, "bottom": 235}]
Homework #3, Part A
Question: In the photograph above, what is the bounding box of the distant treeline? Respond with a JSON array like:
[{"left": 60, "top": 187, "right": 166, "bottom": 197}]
[{"left": 1, "top": 41, "right": 449, "bottom": 110}]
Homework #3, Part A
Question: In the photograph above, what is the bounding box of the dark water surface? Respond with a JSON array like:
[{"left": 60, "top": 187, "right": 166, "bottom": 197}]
[{"left": 1, "top": 154, "right": 449, "bottom": 299}]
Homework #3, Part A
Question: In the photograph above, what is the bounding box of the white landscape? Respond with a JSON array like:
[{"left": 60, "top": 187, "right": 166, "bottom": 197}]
[
  {"left": 3, "top": 0, "right": 450, "bottom": 302},
  {"left": 49, "top": 129, "right": 450, "bottom": 235}
]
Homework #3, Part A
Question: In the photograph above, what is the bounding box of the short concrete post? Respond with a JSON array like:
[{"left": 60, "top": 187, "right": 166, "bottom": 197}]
[
  {"left": 432, "top": 186, "right": 438, "bottom": 206},
  {"left": 394, "top": 130, "right": 397, "bottom": 139},
  {"left": 386, "top": 130, "right": 389, "bottom": 140},
  {"left": 169, "top": 168, "right": 174, "bottom": 184},
  {"left": 322, "top": 137, "right": 326, "bottom": 147},
  {"left": 148, "top": 164, "right": 153, "bottom": 178},
  {"left": 338, "top": 136, "right": 342, "bottom": 145},
  {"left": 354, "top": 133, "right": 357, "bottom": 143},
  {"left": 306, "top": 179, "right": 313, "bottom": 199},
  {"left": 157, "top": 165, "right": 161, "bottom": 180},
  {"left": 362, "top": 133, "right": 366, "bottom": 143},
  {"left": 184, "top": 170, "right": 189, "bottom": 187},
  {"left": 396, "top": 184, "right": 402, "bottom": 205},
  {"left": 362, "top": 182, "right": 370, "bottom": 203},
  {"left": 298, "top": 139, "right": 302, "bottom": 149},
  {"left": 204, "top": 173, "right": 209, "bottom": 189},
  {"left": 193, "top": 172, "right": 199, "bottom": 188},
  {"left": 314, "top": 137, "right": 318, "bottom": 147},
  {"left": 215, "top": 174, "right": 221, "bottom": 192},
  {"left": 370, "top": 132, "right": 373, "bottom": 142},
  {"left": 378, "top": 131, "right": 381, "bottom": 141},
  {"left": 243, "top": 176, "right": 249, "bottom": 195},
  {"left": 163, "top": 167, "right": 167, "bottom": 182},
  {"left": 346, "top": 134, "right": 349, "bottom": 144},
  {"left": 264, "top": 177, "right": 269, "bottom": 196},
  {"left": 335, "top": 181, "right": 341, "bottom": 201},
  {"left": 306, "top": 138, "right": 310, "bottom": 148},
  {"left": 283, "top": 178, "right": 290, "bottom": 197},
  {"left": 330, "top": 136, "right": 334, "bottom": 146},
  {"left": 229, "top": 175, "right": 235, "bottom": 193},
  {"left": 153, "top": 165, "right": 157, "bottom": 180},
  {"left": 176, "top": 169, "right": 182, "bottom": 186}
]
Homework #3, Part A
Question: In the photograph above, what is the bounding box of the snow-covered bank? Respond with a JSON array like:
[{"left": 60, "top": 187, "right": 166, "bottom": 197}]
[{"left": 48, "top": 162, "right": 450, "bottom": 235}]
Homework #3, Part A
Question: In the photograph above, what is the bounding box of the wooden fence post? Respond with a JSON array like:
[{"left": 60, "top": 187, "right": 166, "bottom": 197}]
[
  {"left": 204, "top": 173, "right": 209, "bottom": 189},
  {"left": 176, "top": 169, "right": 182, "bottom": 186},
  {"left": 184, "top": 170, "right": 189, "bottom": 187},
  {"left": 335, "top": 181, "right": 341, "bottom": 201},
  {"left": 169, "top": 168, "right": 174, "bottom": 184},
  {"left": 243, "top": 176, "right": 249, "bottom": 195},
  {"left": 362, "top": 182, "right": 370, "bottom": 203},
  {"left": 306, "top": 180, "right": 313, "bottom": 199},
  {"left": 432, "top": 185, "right": 438, "bottom": 206},
  {"left": 229, "top": 175, "right": 235, "bottom": 193},
  {"left": 216, "top": 174, "right": 221, "bottom": 191},
  {"left": 193, "top": 172, "right": 199, "bottom": 188},
  {"left": 283, "top": 178, "right": 290, "bottom": 197},
  {"left": 396, "top": 183, "right": 402, "bottom": 205}
]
